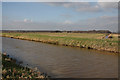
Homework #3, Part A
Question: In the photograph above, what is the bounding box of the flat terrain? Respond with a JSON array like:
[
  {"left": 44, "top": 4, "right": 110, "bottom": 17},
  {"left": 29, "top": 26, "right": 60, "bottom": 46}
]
[{"left": 2, "top": 32, "right": 119, "bottom": 53}]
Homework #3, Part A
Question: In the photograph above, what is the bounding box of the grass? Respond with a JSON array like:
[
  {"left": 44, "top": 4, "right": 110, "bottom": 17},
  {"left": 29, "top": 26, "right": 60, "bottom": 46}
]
[{"left": 2, "top": 32, "right": 119, "bottom": 53}]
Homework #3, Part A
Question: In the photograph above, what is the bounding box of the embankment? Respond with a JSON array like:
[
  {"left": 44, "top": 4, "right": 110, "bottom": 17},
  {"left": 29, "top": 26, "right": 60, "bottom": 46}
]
[
  {"left": 2, "top": 32, "right": 119, "bottom": 53},
  {"left": 2, "top": 52, "right": 50, "bottom": 79}
]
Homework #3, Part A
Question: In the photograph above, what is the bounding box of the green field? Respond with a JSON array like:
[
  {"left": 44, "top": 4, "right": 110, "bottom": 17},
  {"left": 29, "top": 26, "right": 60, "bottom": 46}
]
[{"left": 2, "top": 32, "right": 119, "bottom": 53}]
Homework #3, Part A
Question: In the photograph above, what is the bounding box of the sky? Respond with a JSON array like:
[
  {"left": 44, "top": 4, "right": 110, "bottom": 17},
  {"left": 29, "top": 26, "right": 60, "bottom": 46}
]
[
  {"left": 1, "top": 0, "right": 119, "bottom": 2},
  {"left": 0, "top": 1, "right": 1, "bottom": 30},
  {"left": 2, "top": 1, "right": 119, "bottom": 32}
]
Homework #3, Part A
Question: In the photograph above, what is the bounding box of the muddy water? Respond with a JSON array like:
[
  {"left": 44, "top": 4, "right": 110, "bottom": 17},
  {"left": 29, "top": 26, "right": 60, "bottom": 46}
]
[{"left": 2, "top": 37, "right": 118, "bottom": 78}]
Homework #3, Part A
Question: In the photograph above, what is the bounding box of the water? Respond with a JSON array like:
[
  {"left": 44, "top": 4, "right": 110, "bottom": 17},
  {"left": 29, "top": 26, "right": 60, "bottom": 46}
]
[{"left": 2, "top": 37, "right": 118, "bottom": 78}]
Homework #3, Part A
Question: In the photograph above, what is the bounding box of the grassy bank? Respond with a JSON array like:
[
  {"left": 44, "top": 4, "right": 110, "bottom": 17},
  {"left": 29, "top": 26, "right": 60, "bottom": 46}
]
[
  {"left": 2, "top": 32, "right": 119, "bottom": 53},
  {"left": 2, "top": 53, "right": 50, "bottom": 79}
]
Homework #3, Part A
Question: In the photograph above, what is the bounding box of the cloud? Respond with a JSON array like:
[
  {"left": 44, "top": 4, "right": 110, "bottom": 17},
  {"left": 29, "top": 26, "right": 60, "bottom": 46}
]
[
  {"left": 0, "top": 1, "right": 2, "bottom": 7},
  {"left": 75, "top": 16, "right": 118, "bottom": 32},
  {"left": 98, "top": 2, "right": 118, "bottom": 9},
  {"left": 47, "top": 2, "right": 118, "bottom": 13},
  {"left": 2, "top": 0, "right": 120, "bottom": 2},
  {"left": 0, "top": 16, "right": 1, "bottom": 30},
  {"left": 47, "top": 2, "right": 98, "bottom": 12},
  {"left": 2, "top": 0, "right": 70, "bottom": 2},
  {"left": 64, "top": 20, "right": 73, "bottom": 24},
  {"left": 76, "top": 4, "right": 100, "bottom": 12},
  {"left": 98, "top": 0, "right": 119, "bottom": 2},
  {"left": 12, "top": 18, "right": 33, "bottom": 23},
  {"left": 3, "top": 15, "right": 118, "bottom": 32},
  {"left": 24, "top": 18, "right": 32, "bottom": 23},
  {"left": 70, "top": 0, "right": 119, "bottom": 2},
  {"left": 59, "top": 16, "right": 118, "bottom": 32}
]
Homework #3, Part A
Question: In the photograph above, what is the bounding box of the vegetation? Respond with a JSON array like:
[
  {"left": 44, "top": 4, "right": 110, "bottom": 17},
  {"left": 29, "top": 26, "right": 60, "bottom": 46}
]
[
  {"left": 2, "top": 53, "right": 50, "bottom": 79},
  {"left": 2, "top": 32, "right": 119, "bottom": 53}
]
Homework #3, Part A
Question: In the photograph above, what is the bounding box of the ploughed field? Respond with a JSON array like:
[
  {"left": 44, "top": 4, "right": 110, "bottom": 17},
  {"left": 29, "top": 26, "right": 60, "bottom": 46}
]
[{"left": 2, "top": 32, "right": 119, "bottom": 53}]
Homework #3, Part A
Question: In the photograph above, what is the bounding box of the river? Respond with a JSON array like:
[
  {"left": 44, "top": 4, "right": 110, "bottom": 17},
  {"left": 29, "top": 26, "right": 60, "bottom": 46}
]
[{"left": 2, "top": 37, "right": 118, "bottom": 78}]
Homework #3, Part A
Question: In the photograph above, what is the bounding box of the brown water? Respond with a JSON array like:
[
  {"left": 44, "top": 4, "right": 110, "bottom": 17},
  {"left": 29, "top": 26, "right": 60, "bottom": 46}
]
[{"left": 2, "top": 37, "right": 118, "bottom": 78}]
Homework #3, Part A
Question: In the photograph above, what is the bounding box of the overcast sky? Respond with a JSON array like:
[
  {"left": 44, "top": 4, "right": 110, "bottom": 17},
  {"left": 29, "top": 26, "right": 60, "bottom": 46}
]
[{"left": 2, "top": 1, "right": 118, "bottom": 32}]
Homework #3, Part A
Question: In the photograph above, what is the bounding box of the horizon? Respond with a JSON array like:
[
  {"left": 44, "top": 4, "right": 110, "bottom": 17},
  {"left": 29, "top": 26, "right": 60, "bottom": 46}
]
[{"left": 1, "top": 29, "right": 117, "bottom": 33}]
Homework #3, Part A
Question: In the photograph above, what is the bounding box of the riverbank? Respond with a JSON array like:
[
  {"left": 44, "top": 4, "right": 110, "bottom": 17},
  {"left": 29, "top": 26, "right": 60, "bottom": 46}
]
[
  {"left": 2, "top": 52, "right": 50, "bottom": 79},
  {"left": 2, "top": 32, "right": 119, "bottom": 53}
]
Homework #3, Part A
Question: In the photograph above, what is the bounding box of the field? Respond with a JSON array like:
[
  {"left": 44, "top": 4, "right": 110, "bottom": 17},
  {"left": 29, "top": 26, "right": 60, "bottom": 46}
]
[{"left": 2, "top": 32, "right": 119, "bottom": 53}]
